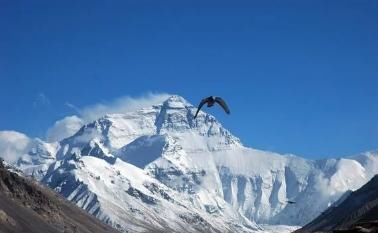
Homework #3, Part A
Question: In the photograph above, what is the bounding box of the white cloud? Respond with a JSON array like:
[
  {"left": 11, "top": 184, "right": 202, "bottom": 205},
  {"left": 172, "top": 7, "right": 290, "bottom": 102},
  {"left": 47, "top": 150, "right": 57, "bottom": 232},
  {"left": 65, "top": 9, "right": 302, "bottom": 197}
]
[
  {"left": 46, "top": 115, "right": 84, "bottom": 142},
  {"left": 0, "top": 131, "right": 31, "bottom": 164},
  {"left": 79, "top": 92, "right": 171, "bottom": 122}
]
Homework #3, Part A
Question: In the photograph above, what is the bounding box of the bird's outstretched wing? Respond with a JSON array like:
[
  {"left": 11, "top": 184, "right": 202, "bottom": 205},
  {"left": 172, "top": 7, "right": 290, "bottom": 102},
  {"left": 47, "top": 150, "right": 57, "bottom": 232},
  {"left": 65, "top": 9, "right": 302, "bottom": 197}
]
[
  {"left": 194, "top": 97, "right": 211, "bottom": 119},
  {"left": 215, "top": 97, "right": 230, "bottom": 114}
]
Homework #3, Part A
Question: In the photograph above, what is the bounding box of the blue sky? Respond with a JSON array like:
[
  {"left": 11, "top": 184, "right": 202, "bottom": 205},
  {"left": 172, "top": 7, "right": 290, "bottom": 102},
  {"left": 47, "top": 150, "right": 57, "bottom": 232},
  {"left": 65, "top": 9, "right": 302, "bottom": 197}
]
[{"left": 1, "top": 0, "right": 377, "bottom": 158}]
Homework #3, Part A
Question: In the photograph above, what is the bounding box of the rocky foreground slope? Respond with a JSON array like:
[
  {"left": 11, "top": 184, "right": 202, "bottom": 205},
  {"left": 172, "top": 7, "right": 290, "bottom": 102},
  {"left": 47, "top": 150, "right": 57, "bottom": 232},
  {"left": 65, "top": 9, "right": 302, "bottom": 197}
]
[{"left": 0, "top": 160, "right": 118, "bottom": 233}]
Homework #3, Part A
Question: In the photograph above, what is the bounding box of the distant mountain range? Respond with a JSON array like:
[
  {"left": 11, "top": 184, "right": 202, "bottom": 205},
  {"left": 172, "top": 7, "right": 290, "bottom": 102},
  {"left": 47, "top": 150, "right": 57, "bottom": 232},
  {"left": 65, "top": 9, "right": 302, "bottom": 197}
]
[{"left": 1, "top": 95, "right": 377, "bottom": 233}]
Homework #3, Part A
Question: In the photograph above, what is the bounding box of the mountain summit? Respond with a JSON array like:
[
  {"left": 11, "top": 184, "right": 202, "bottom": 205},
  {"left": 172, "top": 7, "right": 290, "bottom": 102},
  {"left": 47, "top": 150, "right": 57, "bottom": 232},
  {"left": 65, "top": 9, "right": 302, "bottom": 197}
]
[{"left": 1, "top": 95, "right": 377, "bottom": 233}]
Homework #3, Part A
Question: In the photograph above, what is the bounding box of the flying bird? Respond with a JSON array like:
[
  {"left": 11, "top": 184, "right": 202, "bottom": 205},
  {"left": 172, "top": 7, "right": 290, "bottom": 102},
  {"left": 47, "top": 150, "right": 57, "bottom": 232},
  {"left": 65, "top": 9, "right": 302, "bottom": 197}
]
[{"left": 194, "top": 96, "right": 230, "bottom": 119}]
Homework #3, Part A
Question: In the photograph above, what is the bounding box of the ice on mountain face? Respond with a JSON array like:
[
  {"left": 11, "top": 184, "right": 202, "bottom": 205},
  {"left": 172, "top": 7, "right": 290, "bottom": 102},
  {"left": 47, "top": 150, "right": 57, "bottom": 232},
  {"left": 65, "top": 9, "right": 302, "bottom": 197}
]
[
  {"left": 145, "top": 135, "right": 212, "bottom": 195},
  {"left": 44, "top": 155, "right": 261, "bottom": 233},
  {"left": 39, "top": 96, "right": 263, "bottom": 232},
  {"left": 261, "top": 224, "right": 300, "bottom": 233},
  {"left": 55, "top": 119, "right": 116, "bottom": 163},
  {"left": 116, "top": 135, "right": 167, "bottom": 168},
  {"left": 16, "top": 139, "right": 59, "bottom": 180},
  {"left": 57, "top": 95, "right": 240, "bottom": 161},
  {"left": 3, "top": 95, "right": 378, "bottom": 232},
  {"left": 156, "top": 96, "right": 241, "bottom": 149},
  {"left": 140, "top": 135, "right": 261, "bottom": 232}
]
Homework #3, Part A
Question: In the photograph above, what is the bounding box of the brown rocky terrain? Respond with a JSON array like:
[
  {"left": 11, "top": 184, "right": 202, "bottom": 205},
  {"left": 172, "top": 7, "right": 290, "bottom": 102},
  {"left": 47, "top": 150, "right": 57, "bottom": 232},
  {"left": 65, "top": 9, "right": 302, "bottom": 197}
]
[{"left": 0, "top": 160, "right": 119, "bottom": 233}]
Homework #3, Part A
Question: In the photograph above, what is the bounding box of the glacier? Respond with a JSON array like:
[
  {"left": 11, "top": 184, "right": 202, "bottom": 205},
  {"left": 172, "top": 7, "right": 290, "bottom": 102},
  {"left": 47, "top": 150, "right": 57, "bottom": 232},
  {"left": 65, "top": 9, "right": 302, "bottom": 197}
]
[{"left": 0, "top": 95, "right": 377, "bottom": 233}]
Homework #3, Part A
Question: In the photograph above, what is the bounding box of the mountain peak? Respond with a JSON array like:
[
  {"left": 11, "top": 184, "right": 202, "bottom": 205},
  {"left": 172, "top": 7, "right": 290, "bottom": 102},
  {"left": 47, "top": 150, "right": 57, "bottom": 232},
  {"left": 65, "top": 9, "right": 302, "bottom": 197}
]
[{"left": 162, "top": 95, "right": 192, "bottom": 109}]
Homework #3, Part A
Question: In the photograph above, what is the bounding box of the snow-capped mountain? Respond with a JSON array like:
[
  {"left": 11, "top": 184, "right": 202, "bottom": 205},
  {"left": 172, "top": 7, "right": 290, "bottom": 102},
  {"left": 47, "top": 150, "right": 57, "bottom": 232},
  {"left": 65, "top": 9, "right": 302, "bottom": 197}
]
[
  {"left": 43, "top": 154, "right": 260, "bottom": 233},
  {"left": 1, "top": 95, "right": 377, "bottom": 233}
]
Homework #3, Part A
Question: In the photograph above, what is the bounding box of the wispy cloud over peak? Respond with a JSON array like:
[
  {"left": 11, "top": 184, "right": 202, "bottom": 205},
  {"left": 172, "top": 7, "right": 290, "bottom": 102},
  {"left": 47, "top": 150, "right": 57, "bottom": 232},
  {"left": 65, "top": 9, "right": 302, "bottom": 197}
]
[
  {"left": 79, "top": 92, "right": 171, "bottom": 122},
  {"left": 46, "top": 115, "right": 84, "bottom": 142}
]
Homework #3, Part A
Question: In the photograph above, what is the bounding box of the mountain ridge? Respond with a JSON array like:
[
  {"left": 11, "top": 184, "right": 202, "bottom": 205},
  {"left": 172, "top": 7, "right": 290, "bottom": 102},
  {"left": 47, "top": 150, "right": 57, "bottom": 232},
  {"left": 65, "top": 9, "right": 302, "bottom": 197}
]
[{"left": 1, "top": 95, "right": 377, "bottom": 233}]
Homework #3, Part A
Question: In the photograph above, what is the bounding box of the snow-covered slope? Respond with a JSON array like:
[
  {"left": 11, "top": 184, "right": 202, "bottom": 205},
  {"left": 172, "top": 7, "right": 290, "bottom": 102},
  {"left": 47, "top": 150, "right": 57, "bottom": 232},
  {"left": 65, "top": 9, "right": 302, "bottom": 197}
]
[
  {"left": 1, "top": 95, "right": 377, "bottom": 233},
  {"left": 43, "top": 155, "right": 260, "bottom": 233}
]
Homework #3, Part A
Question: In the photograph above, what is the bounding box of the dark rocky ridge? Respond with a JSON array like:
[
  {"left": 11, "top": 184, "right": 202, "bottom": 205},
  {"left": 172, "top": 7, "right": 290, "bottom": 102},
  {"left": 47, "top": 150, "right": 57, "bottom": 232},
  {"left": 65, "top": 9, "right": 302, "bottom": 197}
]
[
  {"left": 295, "top": 175, "right": 378, "bottom": 233},
  {"left": 0, "top": 159, "right": 119, "bottom": 233}
]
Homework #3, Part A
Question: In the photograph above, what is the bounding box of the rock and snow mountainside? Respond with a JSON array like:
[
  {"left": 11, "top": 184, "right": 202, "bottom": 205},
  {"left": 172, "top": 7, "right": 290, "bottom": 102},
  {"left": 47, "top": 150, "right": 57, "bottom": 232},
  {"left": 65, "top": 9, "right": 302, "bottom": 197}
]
[
  {"left": 1, "top": 95, "right": 377, "bottom": 233},
  {"left": 0, "top": 160, "right": 119, "bottom": 233},
  {"left": 295, "top": 175, "right": 378, "bottom": 233}
]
